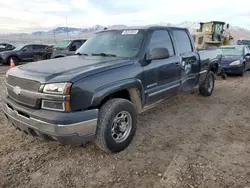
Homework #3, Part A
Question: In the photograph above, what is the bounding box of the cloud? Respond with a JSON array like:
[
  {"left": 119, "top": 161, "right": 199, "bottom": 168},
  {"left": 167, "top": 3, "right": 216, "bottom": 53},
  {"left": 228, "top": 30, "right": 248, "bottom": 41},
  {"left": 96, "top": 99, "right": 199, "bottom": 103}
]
[{"left": 0, "top": 0, "right": 250, "bottom": 33}]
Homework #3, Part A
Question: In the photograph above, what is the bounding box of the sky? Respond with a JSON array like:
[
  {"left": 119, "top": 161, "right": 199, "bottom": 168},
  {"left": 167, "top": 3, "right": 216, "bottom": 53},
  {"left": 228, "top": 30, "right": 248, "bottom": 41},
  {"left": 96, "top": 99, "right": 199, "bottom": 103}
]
[{"left": 0, "top": 0, "right": 249, "bottom": 33}]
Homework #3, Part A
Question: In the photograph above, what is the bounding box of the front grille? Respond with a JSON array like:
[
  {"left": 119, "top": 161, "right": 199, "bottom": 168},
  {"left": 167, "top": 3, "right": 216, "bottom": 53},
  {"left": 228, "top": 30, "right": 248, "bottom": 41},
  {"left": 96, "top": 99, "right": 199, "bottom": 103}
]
[
  {"left": 6, "top": 75, "right": 40, "bottom": 92},
  {"left": 6, "top": 75, "right": 41, "bottom": 108},
  {"left": 7, "top": 88, "right": 39, "bottom": 108}
]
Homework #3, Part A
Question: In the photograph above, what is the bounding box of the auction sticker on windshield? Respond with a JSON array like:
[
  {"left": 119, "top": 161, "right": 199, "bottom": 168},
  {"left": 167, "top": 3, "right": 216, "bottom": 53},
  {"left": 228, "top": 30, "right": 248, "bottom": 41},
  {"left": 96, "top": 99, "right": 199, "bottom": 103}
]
[{"left": 122, "top": 30, "right": 139, "bottom": 35}]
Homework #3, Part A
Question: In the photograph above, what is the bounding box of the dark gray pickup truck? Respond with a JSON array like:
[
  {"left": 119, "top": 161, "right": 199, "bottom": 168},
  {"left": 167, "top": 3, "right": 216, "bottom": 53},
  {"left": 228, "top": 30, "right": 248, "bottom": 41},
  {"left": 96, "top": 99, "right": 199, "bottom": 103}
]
[{"left": 3, "top": 26, "right": 220, "bottom": 153}]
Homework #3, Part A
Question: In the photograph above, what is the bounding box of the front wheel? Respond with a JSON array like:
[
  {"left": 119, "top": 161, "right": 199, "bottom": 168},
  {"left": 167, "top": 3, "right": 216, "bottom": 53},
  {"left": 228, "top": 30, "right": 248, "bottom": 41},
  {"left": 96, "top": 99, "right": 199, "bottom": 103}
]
[
  {"left": 199, "top": 71, "right": 215, "bottom": 97},
  {"left": 94, "top": 98, "right": 137, "bottom": 153}
]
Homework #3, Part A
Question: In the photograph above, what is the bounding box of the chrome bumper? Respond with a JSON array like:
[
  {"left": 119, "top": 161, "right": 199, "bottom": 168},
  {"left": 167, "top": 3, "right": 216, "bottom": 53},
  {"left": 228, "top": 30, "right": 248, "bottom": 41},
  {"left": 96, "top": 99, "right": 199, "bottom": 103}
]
[{"left": 3, "top": 102, "right": 98, "bottom": 145}]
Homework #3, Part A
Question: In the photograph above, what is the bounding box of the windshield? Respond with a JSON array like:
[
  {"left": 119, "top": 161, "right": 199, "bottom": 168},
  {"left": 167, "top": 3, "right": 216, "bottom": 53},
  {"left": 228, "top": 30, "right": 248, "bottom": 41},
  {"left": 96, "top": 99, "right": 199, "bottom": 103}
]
[
  {"left": 220, "top": 47, "right": 243, "bottom": 56},
  {"left": 77, "top": 29, "right": 145, "bottom": 58},
  {"left": 201, "top": 23, "right": 213, "bottom": 32},
  {"left": 14, "top": 45, "right": 25, "bottom": 51},
  {"left": 54, "top": 41, "right": 70, "bottom": 48}
]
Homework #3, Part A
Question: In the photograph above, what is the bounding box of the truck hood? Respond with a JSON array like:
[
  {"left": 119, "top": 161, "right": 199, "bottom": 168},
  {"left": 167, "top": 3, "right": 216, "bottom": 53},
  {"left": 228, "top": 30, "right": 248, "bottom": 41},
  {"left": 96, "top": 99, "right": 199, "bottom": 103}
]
[{"left": 8, "top": 55, "right": 133, "bottom": 83}]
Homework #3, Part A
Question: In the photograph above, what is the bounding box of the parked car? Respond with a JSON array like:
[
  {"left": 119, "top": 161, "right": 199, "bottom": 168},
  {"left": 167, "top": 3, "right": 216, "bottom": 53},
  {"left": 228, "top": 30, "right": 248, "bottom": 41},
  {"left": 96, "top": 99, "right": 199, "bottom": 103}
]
[
  {"left": 0, "top": 43, "right": 15, "bottom": 52},
  {"left": 219, "top": 45, "right": 250, "bottom": 76},
  {"left": 50, "top": 39, "right": 87, "bottom": 59},
  {"left": 0, "top": 44, "right": 50, "bottom": 65},
  {"left": 237, "top": 39, "right": 250, "bottom": 48},
  {"left": 3, "top": 26, "right": 220, "bottom": 153}
]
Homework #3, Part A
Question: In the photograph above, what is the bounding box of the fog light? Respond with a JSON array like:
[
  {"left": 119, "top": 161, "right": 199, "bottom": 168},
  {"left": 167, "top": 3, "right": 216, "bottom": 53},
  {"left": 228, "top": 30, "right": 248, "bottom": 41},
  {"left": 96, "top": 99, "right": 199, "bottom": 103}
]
[{"left": 41, "top": 100, "right": 70, "bottom": 111}]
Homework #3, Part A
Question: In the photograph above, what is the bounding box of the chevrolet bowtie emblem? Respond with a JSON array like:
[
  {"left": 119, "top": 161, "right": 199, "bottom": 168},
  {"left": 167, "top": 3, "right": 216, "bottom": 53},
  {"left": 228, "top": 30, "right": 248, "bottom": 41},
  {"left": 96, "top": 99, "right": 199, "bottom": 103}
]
[{"left": 13, "top": 86, "right": 21, "bottom": 95}]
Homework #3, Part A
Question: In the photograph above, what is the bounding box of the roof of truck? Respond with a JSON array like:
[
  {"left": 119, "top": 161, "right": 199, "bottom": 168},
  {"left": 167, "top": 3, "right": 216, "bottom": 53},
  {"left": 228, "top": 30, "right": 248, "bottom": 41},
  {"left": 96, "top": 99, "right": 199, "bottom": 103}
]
[{"left": 99, "top": 25, "right": 188, "bottom": 32}]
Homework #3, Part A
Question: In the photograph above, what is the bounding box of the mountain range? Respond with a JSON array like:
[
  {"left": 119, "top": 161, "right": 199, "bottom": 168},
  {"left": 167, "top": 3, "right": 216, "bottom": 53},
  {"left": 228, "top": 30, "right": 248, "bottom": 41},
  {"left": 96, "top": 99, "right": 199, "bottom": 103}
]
[{"left": 1, "top": 21, "right": 250, "bottom": 40}]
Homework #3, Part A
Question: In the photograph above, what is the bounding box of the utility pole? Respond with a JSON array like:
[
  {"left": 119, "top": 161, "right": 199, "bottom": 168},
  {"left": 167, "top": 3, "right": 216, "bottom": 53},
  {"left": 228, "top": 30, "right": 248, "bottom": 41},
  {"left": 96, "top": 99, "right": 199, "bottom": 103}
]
[
  {"left": 66, "top": 16, "right": 69, "bottom": 40},
  {"left": 53, "top": 30, "right": 56, "bottom": 43}
]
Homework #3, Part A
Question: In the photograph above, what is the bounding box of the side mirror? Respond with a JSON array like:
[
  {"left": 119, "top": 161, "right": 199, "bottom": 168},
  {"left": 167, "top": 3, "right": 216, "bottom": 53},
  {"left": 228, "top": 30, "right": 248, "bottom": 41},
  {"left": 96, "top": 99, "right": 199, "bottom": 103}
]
[
  {"left": 22, "top": 48, "right": 27, "bottom": 52},
  {"left": 245, "top": 53, "right": 250, "bottom": 57},
  {"left": 146, "top": 48, "right": 170, "bottom": 61},
  {"left": 226, "top": 24, "right": 229, "bottom": 29}
]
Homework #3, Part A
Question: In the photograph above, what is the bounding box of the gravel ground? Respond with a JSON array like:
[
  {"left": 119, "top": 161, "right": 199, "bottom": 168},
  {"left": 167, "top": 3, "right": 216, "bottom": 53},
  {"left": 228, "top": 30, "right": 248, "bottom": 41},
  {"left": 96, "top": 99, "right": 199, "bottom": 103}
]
[{"left": 1, "top": 66, "right": 250, "bottom": 188}]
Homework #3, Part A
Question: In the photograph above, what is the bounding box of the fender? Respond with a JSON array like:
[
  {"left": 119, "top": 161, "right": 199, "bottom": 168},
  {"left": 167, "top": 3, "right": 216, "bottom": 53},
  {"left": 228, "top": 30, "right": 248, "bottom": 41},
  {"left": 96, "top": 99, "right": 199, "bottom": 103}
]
[
  {"left": 199, "top": 60, "right": 218, "bottom": 84},
  {"left": 208, "top": 60, "right": 219, "bottom": 74},
  {"left": 91, "top": 78, "right": 145, "bottom": 108}
]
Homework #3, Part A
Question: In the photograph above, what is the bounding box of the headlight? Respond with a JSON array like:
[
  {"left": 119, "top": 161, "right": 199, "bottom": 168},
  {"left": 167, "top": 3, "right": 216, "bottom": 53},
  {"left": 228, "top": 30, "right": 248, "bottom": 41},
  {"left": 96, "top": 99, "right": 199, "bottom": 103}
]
[
  {"left": 41, "top": 82, "right": 72, "bottom": 111},
  {"left": 43, "top": 82, "right": 71, "bottom": 95},
  {"left": 229, "top": 60, "right": 240, "bottom": 66}
]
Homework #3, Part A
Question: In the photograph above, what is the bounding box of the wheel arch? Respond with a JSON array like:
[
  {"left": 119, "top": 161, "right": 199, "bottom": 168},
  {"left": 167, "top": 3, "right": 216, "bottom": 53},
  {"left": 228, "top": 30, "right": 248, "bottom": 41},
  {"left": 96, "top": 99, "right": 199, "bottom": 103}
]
[
  {"left": 7, "top": 55, "right": 20, "bottom": 61},
  {"left": 91, "top": 79, "right": 145, "bottom": 113}
]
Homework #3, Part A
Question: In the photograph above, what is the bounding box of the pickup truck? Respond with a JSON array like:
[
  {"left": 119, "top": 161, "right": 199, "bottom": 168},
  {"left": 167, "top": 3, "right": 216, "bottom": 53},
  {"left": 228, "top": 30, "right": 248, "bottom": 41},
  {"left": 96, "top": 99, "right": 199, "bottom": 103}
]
[
  {"left": 3, "top": 26, "right": 220, "bottom": 153},
  {"left": 50, "top": 39, "right": 87, "bottom": 59}
]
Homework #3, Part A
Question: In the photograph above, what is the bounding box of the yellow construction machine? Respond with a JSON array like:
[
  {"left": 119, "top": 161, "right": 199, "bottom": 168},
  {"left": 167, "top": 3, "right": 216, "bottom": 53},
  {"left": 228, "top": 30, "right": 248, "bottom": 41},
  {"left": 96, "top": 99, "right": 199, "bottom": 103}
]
[{"left": 192, "top": 21, "right": 234, "bottom": 50}]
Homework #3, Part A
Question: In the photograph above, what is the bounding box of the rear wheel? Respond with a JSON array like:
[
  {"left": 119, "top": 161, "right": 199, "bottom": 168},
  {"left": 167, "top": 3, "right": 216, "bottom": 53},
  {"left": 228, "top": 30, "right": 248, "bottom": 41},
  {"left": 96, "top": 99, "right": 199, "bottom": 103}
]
[
  {"left": 199, "top": 71, "right": 215, "bottom": 97},
  {"left": 94, "top": 98, "right": 137, "bottom": 153}
]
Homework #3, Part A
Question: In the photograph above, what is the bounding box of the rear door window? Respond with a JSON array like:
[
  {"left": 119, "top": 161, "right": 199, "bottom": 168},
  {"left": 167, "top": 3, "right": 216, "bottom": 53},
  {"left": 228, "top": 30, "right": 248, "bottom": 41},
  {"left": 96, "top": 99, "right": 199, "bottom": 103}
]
[
  {"left": 23, "top": 45, "right": 33, "bottom": 51},
  {"left": 172, "top": 30, "right": 193, "bottom": 54}
]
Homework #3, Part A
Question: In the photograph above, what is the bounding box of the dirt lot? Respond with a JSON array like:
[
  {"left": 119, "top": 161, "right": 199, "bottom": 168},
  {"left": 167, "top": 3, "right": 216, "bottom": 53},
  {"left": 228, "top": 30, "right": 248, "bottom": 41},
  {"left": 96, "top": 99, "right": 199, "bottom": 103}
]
[{"left": 1, "top": 66, "right": 250, "bottom": 188}]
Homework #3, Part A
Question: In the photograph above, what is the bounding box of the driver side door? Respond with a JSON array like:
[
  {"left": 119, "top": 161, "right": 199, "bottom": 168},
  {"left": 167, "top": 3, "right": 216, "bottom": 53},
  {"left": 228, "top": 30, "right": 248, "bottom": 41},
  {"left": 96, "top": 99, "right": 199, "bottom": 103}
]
[
  {"left": 19, "top": 45, "right": 34, "bottom": 62},
  {"left": 143, "top": 29, "right": 181, "bottom": 105}
]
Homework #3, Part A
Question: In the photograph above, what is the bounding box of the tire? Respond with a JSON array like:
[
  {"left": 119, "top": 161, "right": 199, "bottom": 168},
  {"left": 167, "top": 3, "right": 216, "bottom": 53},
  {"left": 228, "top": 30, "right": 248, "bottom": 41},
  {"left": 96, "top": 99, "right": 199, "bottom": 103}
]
[
  {"left": 199, "top": 71, "right": 215, "bottom": 97},
  {"left": 240, "top": 64, "right": 245, "bottom": 77},
  {"left": 94, "top": 98, "right": 137, "bottom": 153},
  {"left": 8, "top": 56, "right": 19, "bottom": 65}
]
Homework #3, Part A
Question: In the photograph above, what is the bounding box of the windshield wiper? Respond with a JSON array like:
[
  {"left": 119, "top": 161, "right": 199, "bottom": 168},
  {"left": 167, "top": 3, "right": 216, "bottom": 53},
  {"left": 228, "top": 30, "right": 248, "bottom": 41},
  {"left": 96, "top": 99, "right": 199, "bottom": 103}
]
[
  {"left": 75, "top": 52, "right": 89, "bottom": 56},
  {"left": 92, "top": 53, "right": 117, "bottom": 57}
]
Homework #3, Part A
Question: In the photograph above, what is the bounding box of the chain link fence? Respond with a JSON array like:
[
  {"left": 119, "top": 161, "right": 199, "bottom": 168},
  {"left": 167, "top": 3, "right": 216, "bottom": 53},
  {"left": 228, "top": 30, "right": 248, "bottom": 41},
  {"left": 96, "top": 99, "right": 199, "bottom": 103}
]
[{"left": 0, "top": 32, "right": 93, "bottom": 47}]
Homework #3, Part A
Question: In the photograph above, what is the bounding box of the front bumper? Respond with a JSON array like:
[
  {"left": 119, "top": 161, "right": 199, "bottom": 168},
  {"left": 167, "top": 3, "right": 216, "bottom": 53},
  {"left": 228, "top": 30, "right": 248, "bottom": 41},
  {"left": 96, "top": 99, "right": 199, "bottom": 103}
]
[
  {"left": 2, "top": 98, "right": 99, "bottom": 145},
  {"left": 221, "top": 64, "right": 244, "bottom": 74}
]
